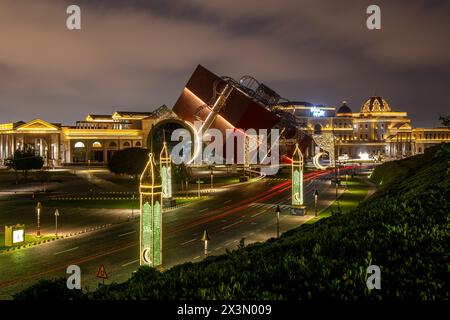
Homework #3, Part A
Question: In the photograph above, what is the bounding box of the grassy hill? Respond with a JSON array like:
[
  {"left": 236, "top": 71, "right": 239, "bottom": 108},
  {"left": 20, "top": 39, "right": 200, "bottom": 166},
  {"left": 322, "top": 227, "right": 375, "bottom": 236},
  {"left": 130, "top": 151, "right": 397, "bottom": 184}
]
[{"left": 15, "top": 144, "right": 450, "bottom": 300}]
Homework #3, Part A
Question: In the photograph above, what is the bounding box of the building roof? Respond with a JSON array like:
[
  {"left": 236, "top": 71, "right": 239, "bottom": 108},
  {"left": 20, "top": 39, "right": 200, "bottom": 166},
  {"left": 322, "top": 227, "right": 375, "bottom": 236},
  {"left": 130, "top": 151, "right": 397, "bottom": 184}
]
[
  {"left": 361, "top": 96, "right": 392, "bottom": 113},
  {"left": 85, "top": 114, "right": 113, "bottom": 122},
  {"left": 337, "top": 101, "right": 352, "bottom": 115}
]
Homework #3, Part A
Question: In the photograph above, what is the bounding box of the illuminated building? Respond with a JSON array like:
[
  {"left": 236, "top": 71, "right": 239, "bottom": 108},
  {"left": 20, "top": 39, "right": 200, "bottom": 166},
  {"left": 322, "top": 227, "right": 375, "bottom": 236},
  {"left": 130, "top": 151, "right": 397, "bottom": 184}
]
[
  {"left": 0, "top": 105, "right": 176, "bottom": 166},
  {"left": 275, "top": 97, "right": 450, "bottom": 161},
  {"left": 1, "top": 64, "right": 449, "bottom": 167}
]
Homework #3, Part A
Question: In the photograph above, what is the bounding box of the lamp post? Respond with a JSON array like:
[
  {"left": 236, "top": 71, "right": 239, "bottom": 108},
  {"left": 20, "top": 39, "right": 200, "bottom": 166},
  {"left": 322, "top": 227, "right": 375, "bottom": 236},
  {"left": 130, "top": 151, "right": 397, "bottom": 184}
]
[
  {"left": 275, "top": 205, "right": 281, "bottom": 238},
  {"left": 131, "top": 194, "right": 135, "bottom": 219},
  {"left": 201, "top": 229, "right": 210, "bottom": 257},
  {"left": 196, "top": 179, "right": 202, "bottom": 198},
  {"left": 210, "top": 168, "right": 214, "bottom": 190},
  {"left": 36, "top": 202, "right": 42, "bottom": 238},
  {"left": 54, "top": 209, "right": 60, "bottom": 237},
  {"left": 313, "top": 189, "right": 319, "bottom": 217}
]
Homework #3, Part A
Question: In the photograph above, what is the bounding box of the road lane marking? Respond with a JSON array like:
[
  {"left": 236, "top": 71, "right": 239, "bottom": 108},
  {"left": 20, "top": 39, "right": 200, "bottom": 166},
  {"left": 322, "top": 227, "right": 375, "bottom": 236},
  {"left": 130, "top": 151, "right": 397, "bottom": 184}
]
[
  {"left": 54, "top": 247, "right": 79, "bottom": 255},
  {"left": 251, "top": 210, "right": 266, "bottom": 218},
  {"left": 199, "top": 208, "right": 208, "bottom": 213},
  {"left": 121, "top": 259, "right": 139, "bottom": 267},
  {"left": 193, "top": 256, "right": 201, "bottom": 260},
  {"left": 118, "top": 231, "right": 136, "bottom": 237},
  {"left": 181, "top": 238, "right": 197, "bottom": 245},
  {"left": 221, "top": 219, "right": 244, "bottom": 230},
  {"left": 224, "top": 200, "right": 232, "bottom": 204}
]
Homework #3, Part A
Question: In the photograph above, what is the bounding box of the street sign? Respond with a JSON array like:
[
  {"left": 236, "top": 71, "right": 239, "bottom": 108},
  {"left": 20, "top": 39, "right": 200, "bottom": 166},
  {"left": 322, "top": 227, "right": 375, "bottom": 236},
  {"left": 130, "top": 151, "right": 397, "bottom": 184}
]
[{"left": 96, "top": 264, "right": 108, "bottom": 279}]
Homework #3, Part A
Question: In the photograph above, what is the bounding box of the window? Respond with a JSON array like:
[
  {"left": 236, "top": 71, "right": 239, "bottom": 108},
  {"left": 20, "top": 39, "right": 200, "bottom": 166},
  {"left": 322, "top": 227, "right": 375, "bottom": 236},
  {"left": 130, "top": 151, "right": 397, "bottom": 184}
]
[
  {"left": 92, "top": 141, "right": 102, "bottom": 148},
  {"left": 365, "top": 124, "right": 368, "bottom": 129},
  {"left": 123, "top": 142, "right": 131, "bottom": 147},
  {"left": 74, "top": 142, "right": 85, "bottom": 148},
  {"left": 109, "top": 142, "right": 117, "bottom": 147},
  {"left": 135, "top": 141, "right": 142, "bottom": 147},
  {"left": 314, "top": 124, "right": 322, "bottom": 134}
]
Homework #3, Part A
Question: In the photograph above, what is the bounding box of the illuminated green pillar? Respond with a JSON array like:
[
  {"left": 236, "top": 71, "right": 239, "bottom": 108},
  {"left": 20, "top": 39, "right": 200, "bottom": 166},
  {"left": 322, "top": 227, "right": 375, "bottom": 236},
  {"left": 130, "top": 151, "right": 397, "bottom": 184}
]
[
  {"left": 291, "top": 143, "right": 306, "bottom": 215},
  {"left": 160, "top": 142, "right": 175, "bottom": 207},
  {"left": 140, "top": 153, "right": 163, "bottom": 268}
]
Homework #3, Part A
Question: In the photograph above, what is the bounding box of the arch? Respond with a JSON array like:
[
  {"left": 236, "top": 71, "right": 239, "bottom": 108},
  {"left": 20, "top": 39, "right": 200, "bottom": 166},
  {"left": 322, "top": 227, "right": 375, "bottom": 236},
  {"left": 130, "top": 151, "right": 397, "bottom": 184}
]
[
  {"left": 92, "top": 141, "right": 102, "bottom": 148},
  {"left": 135, "top": 141, "right": 142, "bottom": 147},
  {"left": 314, "top": 123, "right": 322, "bottom": 134},
  {"left": 74, "top": 142, "right": 85, "bottom": 148},
  {"left": 147, "top": 118, "right": 195, "bottom": 161},
  {"left": 109, "top": 142, "right": 117, "bottom": 148},
  {"left": 123, "top": 141, "right": 131, "bottom": 147}
]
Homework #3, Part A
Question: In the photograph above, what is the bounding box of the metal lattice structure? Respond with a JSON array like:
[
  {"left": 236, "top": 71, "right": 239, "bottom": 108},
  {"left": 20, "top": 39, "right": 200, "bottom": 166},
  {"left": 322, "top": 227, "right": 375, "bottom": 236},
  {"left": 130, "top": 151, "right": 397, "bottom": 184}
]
[{"left": 312, "top": 133, "right": 336, "bottom": 169}]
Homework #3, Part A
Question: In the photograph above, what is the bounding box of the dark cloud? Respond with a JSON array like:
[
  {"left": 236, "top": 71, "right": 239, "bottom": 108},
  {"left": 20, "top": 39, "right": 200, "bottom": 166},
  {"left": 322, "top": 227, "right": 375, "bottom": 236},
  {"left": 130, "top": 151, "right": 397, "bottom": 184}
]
[{"left": 0, "top": 0, "right": 449, "bottom": 127}]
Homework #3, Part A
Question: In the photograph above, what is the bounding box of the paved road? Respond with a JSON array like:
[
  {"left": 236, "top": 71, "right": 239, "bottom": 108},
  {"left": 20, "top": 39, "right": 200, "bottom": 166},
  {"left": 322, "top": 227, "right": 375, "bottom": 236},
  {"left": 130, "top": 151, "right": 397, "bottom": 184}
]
[{"left": 0, "top": 169, "right": 344, "bottom": 299}]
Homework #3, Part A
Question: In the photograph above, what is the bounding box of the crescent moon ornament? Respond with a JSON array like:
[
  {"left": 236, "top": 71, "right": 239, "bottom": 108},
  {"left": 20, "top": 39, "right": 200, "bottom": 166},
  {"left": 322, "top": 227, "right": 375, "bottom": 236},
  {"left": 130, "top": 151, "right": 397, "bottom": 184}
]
[{"left": 142, "top": 248, "right": 151, "bottom": 265}]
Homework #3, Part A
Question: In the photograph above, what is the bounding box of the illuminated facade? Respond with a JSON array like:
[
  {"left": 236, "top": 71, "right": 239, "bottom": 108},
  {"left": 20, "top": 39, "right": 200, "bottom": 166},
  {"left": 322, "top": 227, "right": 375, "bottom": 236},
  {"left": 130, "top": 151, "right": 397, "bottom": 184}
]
[
  {"left": 1, "top": 95, "right": 449, "bottom": 167},
  {"left": 276, "top": 96, "right": 450, "bottom": 161},
  {"left": 0, "top": 105, "right": 176, "bottom": 166}
]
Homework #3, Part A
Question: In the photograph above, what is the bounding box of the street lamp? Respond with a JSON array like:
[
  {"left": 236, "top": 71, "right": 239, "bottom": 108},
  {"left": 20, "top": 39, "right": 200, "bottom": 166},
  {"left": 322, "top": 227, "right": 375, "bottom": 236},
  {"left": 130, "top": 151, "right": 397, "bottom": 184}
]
[
  {"left": 313, "top": 189, "right": 319, "bottom": 217},
  {"left": 54, "top": 209, "right": 60, "bottom": 237},
  {"left": 196, "top": 179, "right": 203, "bottom": 197},
  {"left": 36, "top": 202, "right": 42, "bottom": 238},
  {"left": 201, "top": 229, "right": 210, "bottom": 257},
  {"left": 210, "top": 167, "right": 214, "bottom": 190},
  {"left": 275, "top": 205, "right": 281, "bottom": 238},
  {"left": 131, "top": 194, "right": 135, "bottom": 219}
]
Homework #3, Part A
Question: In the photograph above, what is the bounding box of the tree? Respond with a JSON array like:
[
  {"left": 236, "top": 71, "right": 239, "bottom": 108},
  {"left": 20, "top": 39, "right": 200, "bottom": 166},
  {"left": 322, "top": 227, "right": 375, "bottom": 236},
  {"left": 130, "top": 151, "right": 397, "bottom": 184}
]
[
  {"left": 5, "top": 149, "right": 44, "bottom": 183},
  {"left": 439, "top": 115, "right": 450, "bottom": 129},
  {"left": 173, "top": 163, "right": 192, "bottom": 191},
  {"left": 108, "top": 148, "right": 150, "bottom": 179}
]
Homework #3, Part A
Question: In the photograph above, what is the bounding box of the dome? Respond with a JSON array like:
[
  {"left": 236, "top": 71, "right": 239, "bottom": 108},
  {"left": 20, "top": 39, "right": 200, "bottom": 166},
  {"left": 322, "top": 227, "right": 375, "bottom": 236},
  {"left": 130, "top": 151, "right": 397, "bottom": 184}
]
[
  {"left": 337, "top": 101, "right": 352, "bottom": 115},
  {"left": 361, "top": 96, "right": 391, "bottom": 113}
]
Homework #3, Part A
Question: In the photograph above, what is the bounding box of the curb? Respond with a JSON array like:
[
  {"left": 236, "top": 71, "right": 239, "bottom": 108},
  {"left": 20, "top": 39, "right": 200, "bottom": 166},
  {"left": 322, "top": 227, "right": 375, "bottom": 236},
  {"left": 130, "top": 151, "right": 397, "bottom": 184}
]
[{"left": 0, "top": 223, "right": 114, "bottom": 255}]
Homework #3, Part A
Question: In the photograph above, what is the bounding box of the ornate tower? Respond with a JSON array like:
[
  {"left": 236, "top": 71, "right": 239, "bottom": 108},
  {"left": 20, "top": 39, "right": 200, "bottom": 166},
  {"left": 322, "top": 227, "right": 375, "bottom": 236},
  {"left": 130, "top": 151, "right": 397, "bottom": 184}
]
[
  {"left": 160, "top": 142, "right": 175, "bottom": 207},
  {"left": 140, "top": 153, "right": 163, "bottom": 268},
  {"left": 291, "top": 143, "right": 306, "bottom": 215}
]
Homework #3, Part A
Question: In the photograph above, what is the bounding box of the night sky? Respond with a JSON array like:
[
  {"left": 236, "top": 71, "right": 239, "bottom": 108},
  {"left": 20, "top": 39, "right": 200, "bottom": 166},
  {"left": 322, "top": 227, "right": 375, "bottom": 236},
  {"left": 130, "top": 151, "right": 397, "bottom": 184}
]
[{"left": 0, "top": 0, "right": 449, "bottom": 127}]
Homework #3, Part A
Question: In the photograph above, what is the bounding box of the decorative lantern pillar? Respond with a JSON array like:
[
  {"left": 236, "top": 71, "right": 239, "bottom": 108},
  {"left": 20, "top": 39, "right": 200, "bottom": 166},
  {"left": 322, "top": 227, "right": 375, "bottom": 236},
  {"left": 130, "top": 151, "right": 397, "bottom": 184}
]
[
  {"left": 140, "top": 153, "right": 163, "bottom": 268},
  {"left": 291, "top": 143, "right": 306, "bottom": 215},
  {"left": 160, "top": 142, "right": 176, "bottom": 207}
]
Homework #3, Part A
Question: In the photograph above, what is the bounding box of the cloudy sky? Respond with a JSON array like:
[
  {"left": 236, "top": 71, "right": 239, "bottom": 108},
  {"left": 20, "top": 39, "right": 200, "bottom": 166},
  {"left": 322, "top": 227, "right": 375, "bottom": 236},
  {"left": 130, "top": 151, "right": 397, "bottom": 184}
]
[{"left": 0, "top": 0, "right": 449, "bottom": 127}]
